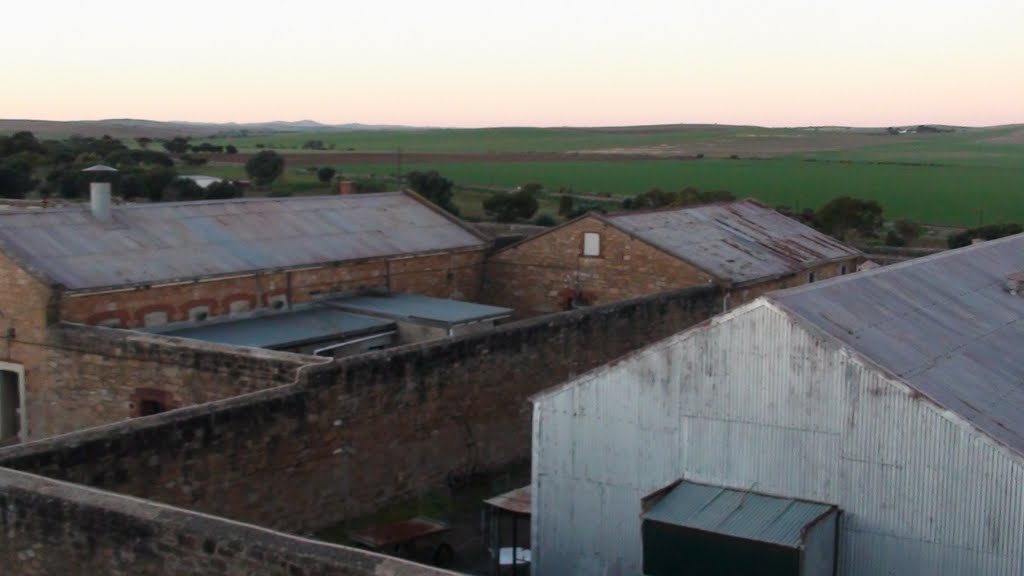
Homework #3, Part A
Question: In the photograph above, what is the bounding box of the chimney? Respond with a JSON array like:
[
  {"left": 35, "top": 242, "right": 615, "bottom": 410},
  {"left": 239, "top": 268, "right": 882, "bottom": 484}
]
[
  {"left": 82, "top": 164, "right": 118, "bottom": 222},
  {"left": 338, "top": 180, "right": 354, "bottom": 195}
]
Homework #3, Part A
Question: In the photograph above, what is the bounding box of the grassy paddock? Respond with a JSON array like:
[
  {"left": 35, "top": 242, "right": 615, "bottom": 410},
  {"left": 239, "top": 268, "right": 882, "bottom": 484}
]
[{"left": 320, "top": 158, "right": 1024, "bottom": 227}]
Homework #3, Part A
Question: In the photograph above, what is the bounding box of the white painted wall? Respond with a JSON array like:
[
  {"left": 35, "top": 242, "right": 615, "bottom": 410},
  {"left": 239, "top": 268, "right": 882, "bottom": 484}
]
[{"left": 532, "top": 302, "right": 1024, "bottom": 575}]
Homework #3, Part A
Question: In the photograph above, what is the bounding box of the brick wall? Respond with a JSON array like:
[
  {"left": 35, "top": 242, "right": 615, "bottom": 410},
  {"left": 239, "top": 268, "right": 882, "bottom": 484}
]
[
  {"left": 726, "top": 259, "right": 860, "bottom": 307},
  {"left": 0, "top": 284, "right": 722, "bottom": 535},
  {"left": 0, "top": 467, "right": 455, "bottom": 576},
  {"left": 61, "top": 249, "right": 487, "bottom": 329},
  {"left": 0, "top": 247, "right": 484, "bottom": 442},
  {"left": 483, "top": 216, "right": 716, "bottom": 316},
  {"left": 0, "top": 250, "right": 53, "bottom": 351},
  {"left": 23, "top": 323, "right": 321, "bottom": 440}
]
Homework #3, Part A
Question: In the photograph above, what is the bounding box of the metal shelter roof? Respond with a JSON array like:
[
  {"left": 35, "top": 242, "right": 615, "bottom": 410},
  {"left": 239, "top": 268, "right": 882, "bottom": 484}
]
[
  {"left": 0, "top": 192, "right": 485, "bottom": 292},
  {"left": 484, "top": 485, "right": 532, "bottom": 515},
  {"left": 147, "top": 307, "right": 393, "bottom": 349},
  {"left": 770, "top": 233, "right": 1024, "bottom": 457},
  {"left": 641, "top": 480, "right": 836, "bottom": 549},
  {"left": 607, "top": 200, "right": 859, "bottom": 284},
  {"left": 328, "top": 293, "right": 513, "bottom": 325}
]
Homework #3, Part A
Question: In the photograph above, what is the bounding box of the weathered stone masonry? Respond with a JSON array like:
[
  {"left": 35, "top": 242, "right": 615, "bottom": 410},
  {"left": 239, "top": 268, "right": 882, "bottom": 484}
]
[
  {"left": 0, "top": 246, "right": 484, "bottom": 441},
  {"left": 0, "top": 285, "right": 722, "bottom": 546},
  {"left": 0, "top": 467, "right": 456, "bottom": 576}
]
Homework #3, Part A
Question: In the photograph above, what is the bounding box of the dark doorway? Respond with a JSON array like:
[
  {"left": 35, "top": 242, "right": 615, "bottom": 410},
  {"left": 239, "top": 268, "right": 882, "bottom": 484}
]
[
  {"left": 138, "top": 399, "right": 167, "bottom": 416},
  {"left": 643, "top": 521, "right": 799, "bottom": 576},
  {"left": 0, "top": 369, "right": 22, "bottom": 441}
]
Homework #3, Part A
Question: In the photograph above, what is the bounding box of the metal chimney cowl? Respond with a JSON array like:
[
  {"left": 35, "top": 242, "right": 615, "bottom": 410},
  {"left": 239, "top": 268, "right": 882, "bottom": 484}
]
[{"left": 82, "top": 164, "right": 117, "bottom": 222}]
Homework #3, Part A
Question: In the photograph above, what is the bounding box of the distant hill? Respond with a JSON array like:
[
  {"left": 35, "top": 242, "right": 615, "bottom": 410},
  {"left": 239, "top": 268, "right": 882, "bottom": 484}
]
[{"left": 0, "top": 118, "right": 424, "bottom": 139}]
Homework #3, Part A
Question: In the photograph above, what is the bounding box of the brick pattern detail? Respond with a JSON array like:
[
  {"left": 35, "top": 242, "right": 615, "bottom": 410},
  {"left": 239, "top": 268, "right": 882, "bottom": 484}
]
[
  {"left": 0, "top": 285, "right": 722, "bottom": 535},
  {"left": 60, "top": 249, "right": 486, "bottom": 329},
  {"left": 483, "top": 216, "right": 860, "bottom": 317},
  {"left": 483, "top": 216, "right": 716, "bottom": 316},
  {"left": 20, "top": 324, "right": 317, "bottom": 439}
]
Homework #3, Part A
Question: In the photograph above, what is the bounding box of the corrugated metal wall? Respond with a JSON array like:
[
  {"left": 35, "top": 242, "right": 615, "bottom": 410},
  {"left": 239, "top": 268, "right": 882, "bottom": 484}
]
[{"left": 532, "top": 302, "right": 1024, "bottom": 575}]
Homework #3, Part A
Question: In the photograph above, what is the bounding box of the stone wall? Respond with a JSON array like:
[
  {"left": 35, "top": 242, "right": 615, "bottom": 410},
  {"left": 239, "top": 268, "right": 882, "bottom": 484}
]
[
  {"left": 484, "top": 216, "right": 716, "bottom": 317},
  {"left": 24, "top": 323, "right": 321, "bottom": 439},
  {"left": 0, "top": 467, "right": 455, "bottom": 576},
  {"left": 483, "top": 215, "right": 861, "bottom": 317},
  {"left": 0, "top": 284, "right": 722, "bottom": 535}
]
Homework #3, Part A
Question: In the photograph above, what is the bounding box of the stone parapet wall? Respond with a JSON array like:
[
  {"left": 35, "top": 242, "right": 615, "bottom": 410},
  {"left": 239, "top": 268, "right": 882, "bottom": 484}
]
[{"left": 0, "top": 467, "right": 456, "bottom": 576}]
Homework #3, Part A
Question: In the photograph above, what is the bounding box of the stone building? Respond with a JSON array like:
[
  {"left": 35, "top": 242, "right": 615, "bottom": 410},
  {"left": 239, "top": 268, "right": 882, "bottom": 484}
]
[
  {"left": 484, "top": 199, "right": 861, "bottom": 317},
  {"left": 0, "top": 190, "right": 489, "bottom": 442},
  {"left": 531, "top": 235, "right": 1024, "bottom": 575}
]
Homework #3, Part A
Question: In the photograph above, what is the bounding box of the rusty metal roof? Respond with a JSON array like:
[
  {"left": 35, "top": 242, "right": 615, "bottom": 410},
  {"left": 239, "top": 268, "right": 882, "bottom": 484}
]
[
  {"left": 0, "top": 192, "right": 485, "bottom": 292},
  {"left": 484, "top": 485, "right": 531, "bottom": 515},
  {"left": 347, "top": 517, "right": 450, "bottom": 549},
  {"left": 607, "top": 200, "right": 859, "bottom": 284},
  {"left": 770, "top": 233, "right": 1024, "bottom": 456}
]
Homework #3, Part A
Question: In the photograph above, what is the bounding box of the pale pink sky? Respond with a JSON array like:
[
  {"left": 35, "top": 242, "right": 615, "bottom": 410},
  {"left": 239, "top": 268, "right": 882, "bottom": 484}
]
[{"left": 3, "top": 0, "right": 1022, "bottom": 127}]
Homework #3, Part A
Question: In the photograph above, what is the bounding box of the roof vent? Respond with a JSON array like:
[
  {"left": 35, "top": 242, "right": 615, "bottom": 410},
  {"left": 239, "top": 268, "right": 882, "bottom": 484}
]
[
  {"left": 1005, "top": 272, "right": 1024, "bottom": 295},
  {"left": 82, "top": 165, "right": 118, "bottom": 222}
]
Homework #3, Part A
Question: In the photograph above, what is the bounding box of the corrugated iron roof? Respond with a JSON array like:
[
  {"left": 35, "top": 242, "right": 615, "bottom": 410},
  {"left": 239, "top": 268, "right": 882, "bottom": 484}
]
[
  {"left": 144, "top": 307, "right": 393, "bottom": 349},
  {"left": 484, "top": 485, "right": 532, "bottom": 515},
  {"left": 0, "top": 192, "right": 485, "bottom": 292},
  {"left": 607, "top": 200, "right": 859, "bottom": 283},
  {"left": 770, "top": 233, "right": 1024, "bottom": 456},
  {"left": 641, "top": 480, "right": 835, "bottom": 548},
  {"left": 328, "top": 293, "right": 513, "bottom": 325},
  {"left": 347, "top": 517, "right": 451, "bottom": 549}
]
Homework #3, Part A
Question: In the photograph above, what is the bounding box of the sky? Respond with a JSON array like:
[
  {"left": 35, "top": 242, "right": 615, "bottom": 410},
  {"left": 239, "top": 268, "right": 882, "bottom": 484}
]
[{"left": 2, "top": 0, "right": 1022, "bottom": 127}]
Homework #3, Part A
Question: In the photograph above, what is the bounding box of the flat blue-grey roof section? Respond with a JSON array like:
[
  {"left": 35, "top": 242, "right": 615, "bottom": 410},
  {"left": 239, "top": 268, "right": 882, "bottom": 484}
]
[
  {"left": 642, "top": 480, "right": 836, "bottom": 549},
  {"left": 153, "top": 308, "right": 394, "bottom": 349},
  {"left": 330, "top": 293, "right": 513, "bottom": 325}
]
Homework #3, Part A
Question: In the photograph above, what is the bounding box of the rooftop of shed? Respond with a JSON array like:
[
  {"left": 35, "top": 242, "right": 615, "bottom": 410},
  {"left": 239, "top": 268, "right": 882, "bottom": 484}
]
[
  {"left": 769, "top": 233, "right": 1024, "bottom": 456},
  {"left": 0, "top": 191, "right": 485, "bottom": 292},
  {"left": 606, "top": 199, "right": 859, "bottom": 284}
]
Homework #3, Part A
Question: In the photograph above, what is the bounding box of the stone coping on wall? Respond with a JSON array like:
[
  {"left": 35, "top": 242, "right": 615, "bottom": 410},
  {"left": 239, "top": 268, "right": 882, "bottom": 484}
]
[
  {"left": 0, "top": 466, "right": 460, "bottom": 576},
  {"left": 0, "top": 283, "right": 721, "bottom": 471}
]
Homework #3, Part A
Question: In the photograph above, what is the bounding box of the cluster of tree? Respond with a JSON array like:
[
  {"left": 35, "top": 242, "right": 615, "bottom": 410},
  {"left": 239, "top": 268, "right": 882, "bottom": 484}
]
[
  {"left": 406, "top": 170, "right": 459, "bottom": 215},
  {"left": 620, "top": 187, "right": 735, "bottom": 210},
  {"left": 556, "top": 192, "right": 606, "bottom": 220},
  {"left": 884, "top": 219, "right": 922, "bottom": 247},
  {"left": 245, "top": 151, "right": 285, "bottom": 186},
  {"left": 161, "top": 137, "right": 237, "bottom": 155},
  {"left": 812, "top": 196, "right": 884, "bottom": 241},
  {"left": 302, "top": 140, "right": 333, "bottom": 150},
  {"left": 350, "top": 177, "right": 391, "bottom": 193},
  {"left": 948, "top": 223, "right": 1023, "bottom": 249},
  {"left": 317, "top": 167, "right": 336, "bottom": 183},
  {"left": 0, "top": 130, "right": 250, "bottom": 202},
  {"left": 483, "top": 183, "right": 541, "bottom": 222}
]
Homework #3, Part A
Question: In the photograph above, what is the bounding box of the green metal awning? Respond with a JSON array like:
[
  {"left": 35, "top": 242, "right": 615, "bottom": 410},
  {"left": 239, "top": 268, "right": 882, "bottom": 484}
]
[{"left": 641, "top": 480, "right": 837, "bottom": 549}]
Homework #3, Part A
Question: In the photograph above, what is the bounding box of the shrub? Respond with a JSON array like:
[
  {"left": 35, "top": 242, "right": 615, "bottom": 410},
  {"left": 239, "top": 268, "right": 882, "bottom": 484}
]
[{"left": 533, "top": 214, "right": 558, "bottom": 227}]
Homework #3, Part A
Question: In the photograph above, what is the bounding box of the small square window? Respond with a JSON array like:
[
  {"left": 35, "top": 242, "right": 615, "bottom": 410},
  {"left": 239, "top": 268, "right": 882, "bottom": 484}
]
[
  {"left": 143, "top": 311, "right": 168, "bottom": 327},
  {"left": 583, "top": 232, "right": 601, "bottom": 257},
  {"left": 189, "top": 306, "right": 210, "bottom": 322},
  {"left": 97, "top": 318, "right": 122, "bottom": 329}
]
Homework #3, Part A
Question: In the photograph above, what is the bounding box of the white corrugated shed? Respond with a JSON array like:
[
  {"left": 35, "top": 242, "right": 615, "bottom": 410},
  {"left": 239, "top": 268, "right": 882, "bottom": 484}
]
[{"left": 531, "top": 235, "right": 1024, "bottom": 575}]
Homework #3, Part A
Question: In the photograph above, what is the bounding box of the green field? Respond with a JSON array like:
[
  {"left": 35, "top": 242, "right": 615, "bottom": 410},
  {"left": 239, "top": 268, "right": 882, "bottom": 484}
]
[{"left": 196, "top": 124, "right": 1024, "bottom": 227}]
